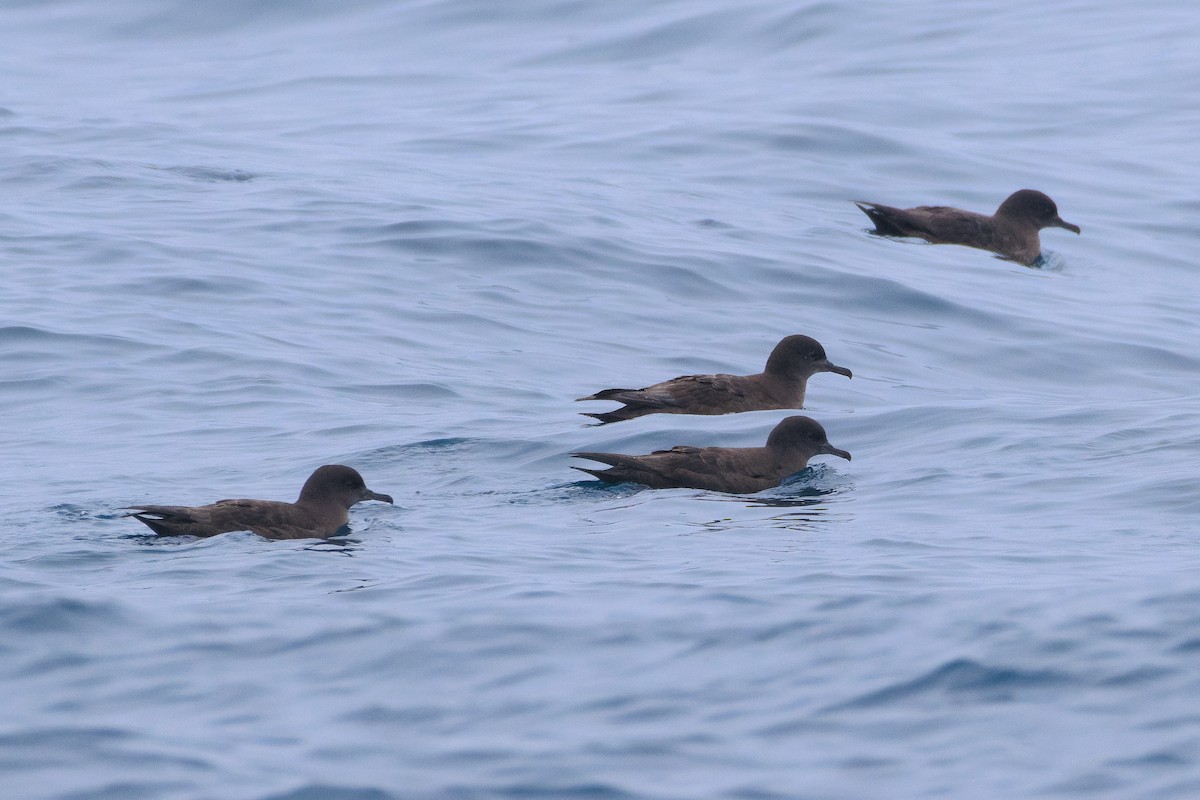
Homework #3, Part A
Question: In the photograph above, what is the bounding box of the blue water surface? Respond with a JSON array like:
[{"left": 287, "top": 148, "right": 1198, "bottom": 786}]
[{"left": 2, "top": 1, "right": 1200, "bottom": 798}]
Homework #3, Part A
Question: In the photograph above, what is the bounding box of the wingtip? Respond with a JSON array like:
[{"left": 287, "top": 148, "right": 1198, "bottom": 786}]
[{"left": 570, "top": 465, "right": 605, "bottom": 480}]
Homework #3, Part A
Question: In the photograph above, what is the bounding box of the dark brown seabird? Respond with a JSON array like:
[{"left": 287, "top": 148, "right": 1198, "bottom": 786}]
[
  {"left": 855, "top": 189, "right": 1080, "bottom": 265},
  {"left": 572, "top": 415, "right": 851, "bottom": 494},
  {"left": 125, "top": 464, "right": 393, "bottom": 540},
  {"left": 576, "top": 334, "right": 852, "bottom": 424}
]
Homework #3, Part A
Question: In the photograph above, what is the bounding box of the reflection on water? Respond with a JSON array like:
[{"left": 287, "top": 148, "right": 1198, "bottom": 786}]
[
  {"left": 304, "top": 537, "right": 363, "bottom": 555},
  {"left": 690, "top": 509, "right": 829, "bottom": 534},
  {"left": 686, "top": 472, "right": 852, "bottom": 532}
]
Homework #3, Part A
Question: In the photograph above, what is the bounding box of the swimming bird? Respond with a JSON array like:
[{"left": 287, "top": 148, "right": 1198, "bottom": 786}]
[
  {"left": 572, "top": 415, "right": 850, "bottom": 494},
  {"left": 576, "top": 335, "right": 851, "bottom": 424},
  {"left": 125, "top": 464, "right": 393, "bottom": 540},
  {"left": 855, "top": 189, "right": 1080, "bottom": 265}
]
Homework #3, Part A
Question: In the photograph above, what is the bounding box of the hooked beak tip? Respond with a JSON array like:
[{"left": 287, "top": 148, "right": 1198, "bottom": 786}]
[
  {"left": 825, "top": 446, "right": 852, "bottom": 462},
  {"left": 825, "top": 362, "right": 853, "bottom": 379}
]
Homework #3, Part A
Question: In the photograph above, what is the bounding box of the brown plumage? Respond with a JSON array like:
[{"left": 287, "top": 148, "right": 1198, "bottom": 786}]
[
  {"left": 125, "top": 464, "right": 393, "bottom": 540},
  {"left": 573, "top": 415, "right": 851, "bottom": 494},
  {"left": 576, "top": 335, "right": 851, "bottom": 424},
  {"left": 855, "top": 189, "right": 1080, "bottom": 265}
]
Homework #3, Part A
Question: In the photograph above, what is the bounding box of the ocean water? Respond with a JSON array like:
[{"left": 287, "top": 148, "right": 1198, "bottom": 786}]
[{"left": 2, "top": 0, "right": 1199, "bottom": 798}]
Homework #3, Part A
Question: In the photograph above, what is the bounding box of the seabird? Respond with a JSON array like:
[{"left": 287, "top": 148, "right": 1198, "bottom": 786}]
[
  {"left": 572, "top": 415, "right": 851, "bottom": 493},
  {"left": 576, "top": 335, "right": 851, "bottom": 424},
  {"left": 126, "top": 464, "right": 393, "bottom": 540},
  {"left": 855, "top": 189, "right": 1080, "bottom": 265}
]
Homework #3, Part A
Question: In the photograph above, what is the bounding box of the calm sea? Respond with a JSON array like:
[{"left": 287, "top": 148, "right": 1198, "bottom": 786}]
[{"left": 3, "top": 1, "right": 1199, "bottom": 798}]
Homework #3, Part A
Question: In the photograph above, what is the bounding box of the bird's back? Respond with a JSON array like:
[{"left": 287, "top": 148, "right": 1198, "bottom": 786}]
[
  {"left": 577, "top": 445, "right": 784, "bottom": 493},
  {"left": 128, "top": 498, "right": 338, "bottom": 539}
]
